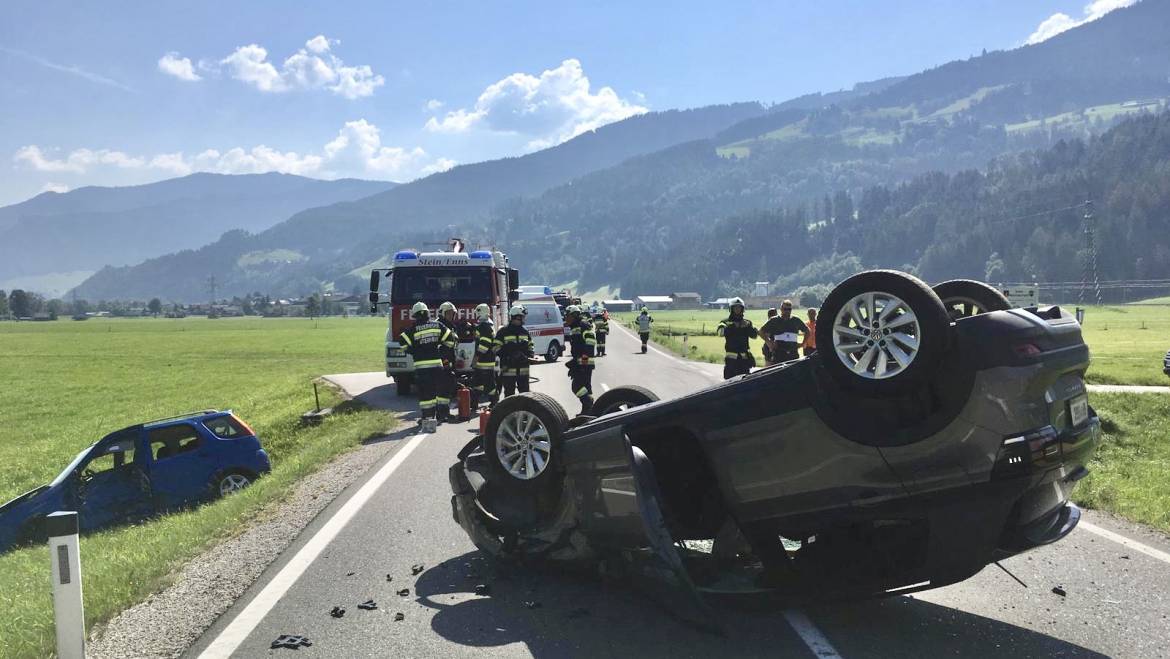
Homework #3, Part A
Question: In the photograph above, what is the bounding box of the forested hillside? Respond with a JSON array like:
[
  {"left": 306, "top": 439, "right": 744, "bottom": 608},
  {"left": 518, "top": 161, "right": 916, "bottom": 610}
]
[{"left": 617, "top": 110, "right": 1170, "bottom": 299}]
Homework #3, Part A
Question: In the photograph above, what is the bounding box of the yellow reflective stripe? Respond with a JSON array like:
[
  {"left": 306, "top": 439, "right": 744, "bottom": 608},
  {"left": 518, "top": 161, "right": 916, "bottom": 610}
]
[
  {"left": 474, "top": 363, "right": 496, "bottom": 369},
  {"left": 419, "top": 399, "right": 437, "bottom": 408},
  {"left": 415, "top": 328, "right": 441, "bottom": 337},
  {"left": 725, "top": 352, "right": 751, "bottom": 359},
  {"left": 414, "top": 359, "right": 442, "bottom": 368},
  {"left": 435, "top": 397, "right": 450, "bottom": 404},
  {"left": 574, "top": 387, "right": 589, "bottom": 397},
  {"left": 585, "top": 339, "right": 597, "bottom": 345}
]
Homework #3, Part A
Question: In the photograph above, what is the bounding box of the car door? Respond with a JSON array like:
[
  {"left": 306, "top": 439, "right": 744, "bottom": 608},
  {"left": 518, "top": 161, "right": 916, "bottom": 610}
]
[
  {"left": 76, "top": 430, "right": 153, "bottom": 531},
  {"left": 146, "top": 422, "right": 218, "bottom": 509}
]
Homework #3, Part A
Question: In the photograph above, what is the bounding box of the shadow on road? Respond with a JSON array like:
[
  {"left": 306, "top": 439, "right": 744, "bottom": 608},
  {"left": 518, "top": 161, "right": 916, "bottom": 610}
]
[{"left": 413, "top": 551, "right": 1103, "bottom": 658}]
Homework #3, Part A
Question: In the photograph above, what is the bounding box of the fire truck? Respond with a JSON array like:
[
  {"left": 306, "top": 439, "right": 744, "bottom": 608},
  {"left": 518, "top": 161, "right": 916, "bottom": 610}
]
[{"left": 368, "top": 240, "right": 518, "bottom": 396}]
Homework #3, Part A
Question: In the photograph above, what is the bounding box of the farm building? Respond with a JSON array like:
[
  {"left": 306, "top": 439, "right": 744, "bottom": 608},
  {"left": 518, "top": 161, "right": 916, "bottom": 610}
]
[
  {"left": 671, "top": 292, "right": 703, "bottom": 309},
  {"left": 634, "top": 295, "right": 673, "bottom": 310}
]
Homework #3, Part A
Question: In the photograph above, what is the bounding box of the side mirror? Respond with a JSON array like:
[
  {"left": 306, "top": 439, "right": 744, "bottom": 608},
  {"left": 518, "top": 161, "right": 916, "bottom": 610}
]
[
  {"left": 507, "top": 268, "right": 519, "bottom": 291},
  {"left": 369, "top": 271, "right": 381, "bottom": 313}
]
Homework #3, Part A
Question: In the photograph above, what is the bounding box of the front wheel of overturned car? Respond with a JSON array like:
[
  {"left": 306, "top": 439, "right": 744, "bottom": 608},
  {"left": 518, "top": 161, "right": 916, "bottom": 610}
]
[
  {"left": 816, "top": 269, "right": 950, "bottom": 395},
  {"left": 933, "top": 279, "right": 1011, "bottom": 320},
  {"left": 591, "top": 385, "right": 659, "bottom": 416},
  {"left": 484, "top": 392, "right": 568, "bottom": 490}
]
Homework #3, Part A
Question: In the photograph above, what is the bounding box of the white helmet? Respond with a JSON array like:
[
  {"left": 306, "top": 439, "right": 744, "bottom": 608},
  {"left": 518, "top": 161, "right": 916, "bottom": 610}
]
[
  {"left": 565, "top": 304, "right": 581, "bottom": 316},
  {"left": 729, "top": 297, "right": 745, "bottom": 310},
  {"left": 508, "top": 305, "right": 526, "bottom": 318},
  {"left": 475, "top": 303, "right": 491, "bottom": 321},
  {"left": 438, "top": 301, "right": 457, "bottom": 316},
  {"left": 410, "top": 301, "right": 429, "bottom": 318}
]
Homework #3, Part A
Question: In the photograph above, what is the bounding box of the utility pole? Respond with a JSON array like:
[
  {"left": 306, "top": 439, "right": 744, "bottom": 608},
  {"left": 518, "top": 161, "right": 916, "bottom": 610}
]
[
  {"left": 1079, "top": 201, "right": 1102, "bottom": 306},
  {"left": 207, "top": 275, "right": 218, "bottom": 317}
]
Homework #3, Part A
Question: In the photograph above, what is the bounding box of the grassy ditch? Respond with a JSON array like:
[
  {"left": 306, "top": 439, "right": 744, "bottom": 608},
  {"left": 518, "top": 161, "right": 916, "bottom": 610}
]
[{"left": 0, "top": 317, "right": 395, "bottom": 658}]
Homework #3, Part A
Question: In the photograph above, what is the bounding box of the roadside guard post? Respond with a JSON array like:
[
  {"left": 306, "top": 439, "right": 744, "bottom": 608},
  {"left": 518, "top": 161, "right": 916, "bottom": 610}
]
[{"left": 47, "top": 511, "right": 85, "bottom": 659}]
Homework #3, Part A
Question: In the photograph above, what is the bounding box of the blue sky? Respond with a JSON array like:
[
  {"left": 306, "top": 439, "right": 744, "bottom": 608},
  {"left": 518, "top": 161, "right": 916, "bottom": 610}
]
[{"left": 0, "top": 1, "right": 1133, "bottom": 205}]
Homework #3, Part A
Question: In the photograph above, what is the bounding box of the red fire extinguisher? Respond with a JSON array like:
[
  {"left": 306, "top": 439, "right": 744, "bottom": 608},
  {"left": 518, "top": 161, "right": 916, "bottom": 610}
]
[
  {"left": 457, "top": 386, "right": 472, "bottom": 421},
  {"left": 478, "top": 407, "right": 491, "bottom": 436}
]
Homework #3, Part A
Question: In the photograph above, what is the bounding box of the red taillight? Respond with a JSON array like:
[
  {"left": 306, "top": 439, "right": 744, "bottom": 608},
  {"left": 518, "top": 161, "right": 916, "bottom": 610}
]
[
  {"left": 1014, "top": 343, "right": 1042, "bottom": 357},
  {"left": 232, "top": 415, "right": 257, "bottom": 437}
]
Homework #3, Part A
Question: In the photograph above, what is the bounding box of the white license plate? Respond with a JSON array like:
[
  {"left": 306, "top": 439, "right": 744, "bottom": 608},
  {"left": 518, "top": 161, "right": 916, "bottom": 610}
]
[{"left": 1069, "top": 394, "right": 1089, "bottom": 427}]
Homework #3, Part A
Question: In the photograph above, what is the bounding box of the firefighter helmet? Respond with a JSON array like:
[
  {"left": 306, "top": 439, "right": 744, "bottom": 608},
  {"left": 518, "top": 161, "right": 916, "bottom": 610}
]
[
  {"left": 411, "top": 301, "right": 429, "bottom": 319},
  {"left": 640, "top": 306, "right": 648, "bottom": 313},
  {"left": 729, "top": 297, "right": 746, "bottom": 310},
  {"left": 475, "top": 303, "right": 491, "bottom": 320},
  {"left": 509, "top": 305, "right": 526, "bottom": 318},
  {"left": 565, "top": 304, "right": 581, "bottom": 316},
  {"left": 438, "top": 301, "right": 457, "bottom": 317}
]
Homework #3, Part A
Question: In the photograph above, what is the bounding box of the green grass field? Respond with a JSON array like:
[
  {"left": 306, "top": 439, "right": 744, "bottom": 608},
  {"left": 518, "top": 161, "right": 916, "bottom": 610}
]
[
  {"left": 0, "top": 316, "right": 396, "bottom": 658},
  {"left": 616, "top": 304, "right": 1170, "bottom": 385}
]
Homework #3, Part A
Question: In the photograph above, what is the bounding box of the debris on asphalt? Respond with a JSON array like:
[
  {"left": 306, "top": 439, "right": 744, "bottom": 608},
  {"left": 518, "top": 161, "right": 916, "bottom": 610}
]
[
  {"left": 524, "top": 601, "right": 542, "bottom": 609},
  {"left": 1052, "top": 586, "right": 1067, "bottom": 597},
  {"left": 475, "top": 584, "right": 491, "bottom": 596},
  {"left": 329, "top": 606, "right": 345, "bottom": 618},
  {"left": 406, "top": 529, "right": 412, "bottom": 533},
  {"left": 411, "top": 563, "right": 425, "bottom": 575},
  {"left": 1121, "top": 555, "right": 1130, "bottom": 560},
  {"left": 397, "top": 588, "right": 410, "bottom": 597},
  {"left": 358, "top": 599, "right": 378, "bottom": 610},
  {"left": 394, "top": 612, "right": 405, "bottom": 621},
  {"left": 386, "top": 574, "right": 394, "bottom": 582},
  {"left": 346, "top": 571, "right": 355, "bottom": 576},
  {"left": 271, "top": 635, "right": 313, "bottom": 650}
]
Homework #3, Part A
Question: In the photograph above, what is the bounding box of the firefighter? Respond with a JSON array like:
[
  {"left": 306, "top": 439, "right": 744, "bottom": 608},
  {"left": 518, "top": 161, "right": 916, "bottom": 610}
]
[
  {"left": 399, "top": 301, "right": 455, "bottom": 432},
  {"left": 594, "top": 307, "right": 609, "bottom": 356},
  {"left": 435, "top": 301, "right": 460, "bottom": 423},
  {"left": 471, "top": 303, "right": 498, "bottom": 408},
  {"left": 717, "top": 297, "right": 758, "bottom": 379},
  {"left": 495, "top": 305, "right": 533, "bottom": 398},
  {"left": 761, "top": 299, "right": 808, "bottom": 364},
  {"left": 636, "top": 306, "right": 654, "bottom": 353},
  {"left": 564, "top": 305, "right": 597, "bottom": 414}
]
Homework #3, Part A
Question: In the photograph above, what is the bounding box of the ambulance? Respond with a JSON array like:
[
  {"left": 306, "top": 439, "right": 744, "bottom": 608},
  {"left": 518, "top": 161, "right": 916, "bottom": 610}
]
[
  {"left": 369, "top": 240, "right": 518, "bottom": 396},
  {"left": 518, "top": 287, "right": 566, "bottom": 362}
]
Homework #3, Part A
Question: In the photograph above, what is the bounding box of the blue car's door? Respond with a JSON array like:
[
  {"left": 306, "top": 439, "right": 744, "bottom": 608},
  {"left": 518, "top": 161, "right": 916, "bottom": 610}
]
[
  {"left": 145, "top": 422, "right": 218, "bottom": 508},
  {"left": 76, "top": 430, "right": 153, "bottom": 531}
]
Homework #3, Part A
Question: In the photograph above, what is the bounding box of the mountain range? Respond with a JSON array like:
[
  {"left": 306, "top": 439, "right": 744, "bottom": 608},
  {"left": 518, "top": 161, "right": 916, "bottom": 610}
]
[{"left": 24, "top": 0, "right": 1170, "bottom": 302}]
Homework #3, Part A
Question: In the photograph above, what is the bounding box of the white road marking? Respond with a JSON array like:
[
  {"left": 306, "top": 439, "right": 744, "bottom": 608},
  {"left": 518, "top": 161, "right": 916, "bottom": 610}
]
[
  {"left": 600, "top": 382, "right": 610, "bottom": 391},
  {"left": 198, "top": 431, "right": 429, "bottom": 658},
  {"left": 783, "top": 609, "right": 843, "bottom": 658},
  {"left": 612, "top": 323, "right": 718, "bottom": 378},
  {"left": 1079, "top": 520, "right": 1170, "bottom": 566}
]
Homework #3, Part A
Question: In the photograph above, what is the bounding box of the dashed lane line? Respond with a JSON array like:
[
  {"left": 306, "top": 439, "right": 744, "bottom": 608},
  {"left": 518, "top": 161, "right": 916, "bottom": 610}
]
[{"left": 197, "top": 431, "right": 430, "bottom": 658}]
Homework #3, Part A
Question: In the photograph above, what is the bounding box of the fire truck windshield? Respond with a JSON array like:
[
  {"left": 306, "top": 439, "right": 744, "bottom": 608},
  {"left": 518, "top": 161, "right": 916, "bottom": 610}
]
[{"left": 391, "top": 267, "right": 493, "bottom": 303}]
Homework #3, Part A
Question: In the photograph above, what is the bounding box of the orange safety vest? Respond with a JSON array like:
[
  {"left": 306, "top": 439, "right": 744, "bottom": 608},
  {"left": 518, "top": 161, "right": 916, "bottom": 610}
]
[{"left": 803, "top": 319, "right": 817, "bottom": 349}]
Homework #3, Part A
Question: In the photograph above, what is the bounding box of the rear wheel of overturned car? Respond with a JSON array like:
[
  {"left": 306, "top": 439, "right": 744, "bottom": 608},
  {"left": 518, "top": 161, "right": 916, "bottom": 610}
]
[
  {"left": 395, "top": 373, "right": 413, "bottom": 396},
  {"left": 216, "top": 470, "right": 253, "bottom": 497},
  {"left": 591, "top": 385, "right": 659, "bottom": 416},
  {"left": 484, "top": 392, "right": 568, "bottom": 490},
  {"left": 816, "top": 270, "right": 950, "bottom": 395},
  {"left": 545, "top": 340, "right": 561, "bottom": 362},
  {"left": 933, "top": 279, "right": 1011, "bottom": 320}
]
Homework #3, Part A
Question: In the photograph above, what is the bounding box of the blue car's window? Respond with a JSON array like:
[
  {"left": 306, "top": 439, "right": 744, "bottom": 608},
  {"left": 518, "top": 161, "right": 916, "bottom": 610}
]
[
  {"left": 148, "top": 424, "right": 201, "bottom": 460},
  {"left": 82, "top": 443, "right": 136, "bottom": 477},
  {"left": 204, "top": 416, "right": 251, "bottom": 439}
]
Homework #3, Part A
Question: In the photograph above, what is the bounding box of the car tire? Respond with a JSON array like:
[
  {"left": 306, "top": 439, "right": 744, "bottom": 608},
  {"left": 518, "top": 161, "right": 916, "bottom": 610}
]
[
  {"left": 215, "top": 470, "right": 254, "bottom": 497},
  {"left": 395, "top": 373, "right": 412, "bottom": 396},
  {"left": 544, "top": 341, "right": 561, "bottom": 362},
  {"left": 484, "top": 392, "right": 568, "bottom": 489},
  {"left": 816, "top": 269, "right": 950, "bottom": 395},
  {"left": 591, "top": 385, "right": 659, "bottom": 416},
  {"left": 933, "top": 279, "right": 1011, "bottom": 320}
]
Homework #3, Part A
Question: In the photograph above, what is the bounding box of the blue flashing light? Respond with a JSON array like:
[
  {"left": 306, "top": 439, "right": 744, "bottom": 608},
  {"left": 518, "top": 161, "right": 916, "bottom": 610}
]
[
  {"left": 469, "top": 250, "right": 493, "bottom": 260},
  {"left": 543, "top": 286, "right": 553, "bottom": 295},
  {"left": 394, "top": 250, "right": 418, "bottom": 260}
]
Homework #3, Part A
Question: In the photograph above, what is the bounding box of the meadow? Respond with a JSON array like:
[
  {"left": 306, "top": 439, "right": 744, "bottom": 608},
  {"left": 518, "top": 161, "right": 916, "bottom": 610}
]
[
  {"left": 615, "top": 303, "right": 1170, "bottom": 385},
  {"left": 0, "top": 316, "right": 396, "bottom": 658}
]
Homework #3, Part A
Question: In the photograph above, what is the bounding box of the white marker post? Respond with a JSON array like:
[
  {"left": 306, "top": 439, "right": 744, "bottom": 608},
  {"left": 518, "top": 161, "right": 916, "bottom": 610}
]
[{"left": 47, "top": 511, "right": 85, "bottom": 659}]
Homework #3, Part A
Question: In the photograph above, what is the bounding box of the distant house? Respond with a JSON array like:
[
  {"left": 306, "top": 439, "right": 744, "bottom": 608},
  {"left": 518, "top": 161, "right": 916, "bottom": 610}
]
[
  {"left": 634, "top": 295, "right": 673, "bottom": 310},
  {"left": 752, "top": 281, "right": 771, "bottom": 297},
  {"left": 671, "top": 292, "right": 702, "bottom": 309},
  {"left": 602, "top": 299, "right": 635, "bottom": 312}
]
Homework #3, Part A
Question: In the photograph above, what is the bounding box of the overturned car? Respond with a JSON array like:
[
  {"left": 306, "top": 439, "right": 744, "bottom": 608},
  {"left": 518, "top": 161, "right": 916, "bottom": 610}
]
[{"left": 449, "top": 271, "right": 1100, "bottom": 626}]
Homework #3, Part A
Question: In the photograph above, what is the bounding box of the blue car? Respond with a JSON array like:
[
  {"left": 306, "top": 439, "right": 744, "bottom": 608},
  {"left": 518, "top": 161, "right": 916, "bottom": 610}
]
[{"left": 0, "top": 410, "right": 270, "bottom": 552}]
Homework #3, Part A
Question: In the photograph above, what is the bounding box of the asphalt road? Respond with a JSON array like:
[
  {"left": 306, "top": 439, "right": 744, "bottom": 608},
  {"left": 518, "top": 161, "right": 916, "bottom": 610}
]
[{"left": 187, "top": 324, "right": 1170, "bottom": 659}]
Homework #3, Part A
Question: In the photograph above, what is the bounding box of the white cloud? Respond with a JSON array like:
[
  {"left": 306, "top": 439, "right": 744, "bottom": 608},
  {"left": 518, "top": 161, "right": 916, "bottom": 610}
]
[
  {"left": 218, "top": 35, "right": 383, "bottom": 99},
  {"left": 40, "top": 182, "right": 69, "bottom": 194},
  {"left": 1025, "top": 0, "right": 1135, "bottom": 45},
  {"left": 157, "top": 52, "right": 202, "bottom": 81},
  {"left": 0, "top": 46, "right": 136, "bottom": 92},
  {"left": 425, "top": 58, "right": 648, "bottom": 149},
  {"left": 13, "top": 120, "right": 449, "bottom": 182},
  {"left": 424, "top": 98, "right": 445, "bottom": 111}
]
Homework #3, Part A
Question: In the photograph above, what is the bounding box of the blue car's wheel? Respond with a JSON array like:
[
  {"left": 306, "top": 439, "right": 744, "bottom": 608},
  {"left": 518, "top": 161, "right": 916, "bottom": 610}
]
[{"left": 216, "top": 471, "right": 253, "bottom": 497}]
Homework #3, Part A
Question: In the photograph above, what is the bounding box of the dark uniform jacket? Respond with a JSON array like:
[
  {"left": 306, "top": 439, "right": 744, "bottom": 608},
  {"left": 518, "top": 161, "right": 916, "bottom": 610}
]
[
  {"left": 594, "top": 316, "right": 609, "bottom": 335},
  {"left": 473, "top": 320, "right": 497, "bottom": 369},
  {"left": 401, "top": 320, "right": 455, "bottom": 369},
  {"left": 494, "top": 323, "right": 533, "bottom": 369},
  {"left": 717, "top": 316, "right": 758, "bottom": 359},
  {"left": 566, "top": 318, "right": 597, "bottom": 367},
  {"left": 760, "top": 316, "right": 808, "bottom": 350}
]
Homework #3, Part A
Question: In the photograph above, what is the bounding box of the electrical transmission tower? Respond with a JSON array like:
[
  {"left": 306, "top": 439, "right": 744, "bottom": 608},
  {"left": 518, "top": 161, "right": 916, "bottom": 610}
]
[{"left": 1079, "top": 201, "right": 1102, "bottom": 306}]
